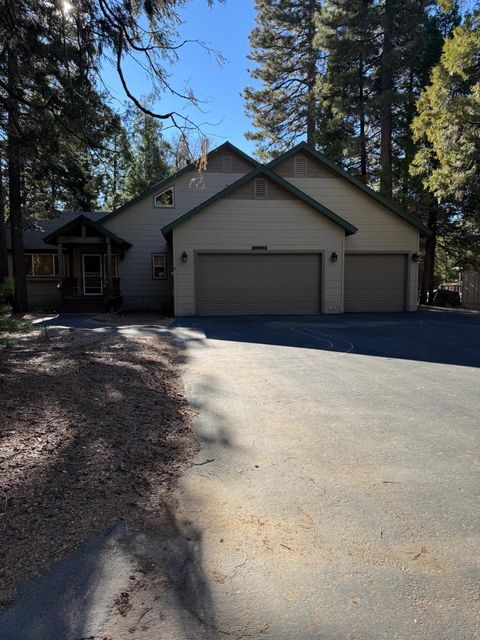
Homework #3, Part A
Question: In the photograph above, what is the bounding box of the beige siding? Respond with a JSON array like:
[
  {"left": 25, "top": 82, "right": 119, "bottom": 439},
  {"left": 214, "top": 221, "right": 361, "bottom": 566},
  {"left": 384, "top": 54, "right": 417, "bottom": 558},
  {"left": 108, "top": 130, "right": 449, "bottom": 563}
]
[
  {"left": 204, "top": 149, "right": 255, "bottom": 174},
  {"left": 462, "top": 269, "right": 480, "bottom": 308},
  {"left": 103, "top": 169, "right": 246, "bottom": 309},
  {"left": 8, "top": 252, "right": 59, "bottom": 308},
  {"left": 275, "top": 153, "right": 333, "bottom": 179},
  {"left": 25, "top": 279, "right": 59, "bottom": 308},
  {"left": 226, "top": 176, "right": 295, "bottom": 200},
  {"left": 279, "top": 156, "right": 419, "bottom": 311},
  {"left": 172, "top": 198, "right": 344, "bottom": 316}
]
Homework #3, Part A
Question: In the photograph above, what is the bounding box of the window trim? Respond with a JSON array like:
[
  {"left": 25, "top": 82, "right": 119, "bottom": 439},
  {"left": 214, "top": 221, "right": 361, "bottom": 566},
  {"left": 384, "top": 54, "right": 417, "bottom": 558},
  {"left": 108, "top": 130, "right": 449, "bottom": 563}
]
[
  {"left": 25, "top": 253, "right": 58, "bottom": 278},
  {"left": 154, "top": 186, "right": 175, "bottom": 208},
  {"left": 152, "top": 253, "right": 167, "bottom": 280}
]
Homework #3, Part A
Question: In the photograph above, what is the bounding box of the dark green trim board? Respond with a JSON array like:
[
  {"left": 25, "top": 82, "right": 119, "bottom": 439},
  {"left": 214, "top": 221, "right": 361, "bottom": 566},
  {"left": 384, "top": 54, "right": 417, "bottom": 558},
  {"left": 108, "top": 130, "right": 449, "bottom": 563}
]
[
  {"left": 43, "top": 214, "right": 132, "bottom": 249},
  {"left": 267, "top": 142, "right": 430, "bottom": 235},
  {"left": 161, "top": 166, "right": 358, "bottom": 237},
  {"left": 101, "top": 141, "right": 259, "bottom": 223}
]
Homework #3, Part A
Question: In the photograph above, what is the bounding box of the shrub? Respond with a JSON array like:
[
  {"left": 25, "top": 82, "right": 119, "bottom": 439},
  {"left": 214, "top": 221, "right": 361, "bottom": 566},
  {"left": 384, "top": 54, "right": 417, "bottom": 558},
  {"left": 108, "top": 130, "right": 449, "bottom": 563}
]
[{"left": 0, "top": 279, "right": 29, "bottom": 344}]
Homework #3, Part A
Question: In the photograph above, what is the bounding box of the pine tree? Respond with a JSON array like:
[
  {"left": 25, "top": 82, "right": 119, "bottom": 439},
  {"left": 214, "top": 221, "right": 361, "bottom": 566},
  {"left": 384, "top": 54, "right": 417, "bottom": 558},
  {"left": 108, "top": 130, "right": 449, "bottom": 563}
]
[
  {"left": 244, "top": 0, "right": 322, "bottom": 160},
  {"left": 123, "top": 111, "right": 172, "bottom": 198},
  {"left": 316, "top": 0, "right": 379, "bottom": 180},
  {"left": 0, "top": 0, "right": 211, "bottom": 310},
  {"left": 411, "top": 10, "right": 480, "bottom": 207},
  {"left": 411, "top": 9, "right": 480, "bottom": 301}
]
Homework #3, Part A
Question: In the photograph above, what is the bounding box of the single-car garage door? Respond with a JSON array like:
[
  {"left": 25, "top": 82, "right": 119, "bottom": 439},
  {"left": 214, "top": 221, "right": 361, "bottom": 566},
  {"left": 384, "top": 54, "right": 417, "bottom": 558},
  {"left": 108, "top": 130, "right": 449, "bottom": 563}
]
[
  {"left": 344, "top": 253, "right": 407, "bottom": 312},
  {"left": 196, "top": 253, "right": 321, "bottom": 315}
]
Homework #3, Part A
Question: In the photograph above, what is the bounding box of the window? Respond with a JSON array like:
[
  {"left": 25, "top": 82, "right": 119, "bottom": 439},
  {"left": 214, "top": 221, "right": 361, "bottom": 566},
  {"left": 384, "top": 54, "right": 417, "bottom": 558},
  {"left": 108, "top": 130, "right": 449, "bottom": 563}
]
[
  {"left": 254, "top": 177, "right": 268, "bottom": 199},
  {"left": 294, "top": 155, "right": 308, "bottom": 177},
  {"left": 154, "top": 187, "right": 174, "bottom": 208},
  {"left": 25, "top": 254, "right": 58, "bottom": 277},
  {"left": 222, "top": 154, "right": 233, "bottom": 172},
  {"left": 103, "top": 254, "right": 118, "bottom": 277},
  {"left": 152, "top": 253, "right": 167, "bottom": 279}
]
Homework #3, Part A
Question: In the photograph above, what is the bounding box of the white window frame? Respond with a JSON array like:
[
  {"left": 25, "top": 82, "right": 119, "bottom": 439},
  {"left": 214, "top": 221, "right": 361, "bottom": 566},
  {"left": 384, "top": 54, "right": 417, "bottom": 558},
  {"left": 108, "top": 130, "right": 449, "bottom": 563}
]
[
  {"left": 154, "top": 186, "right": 175, "bottom": 208},
  {"left": 152, "top": 253, "right": 167, "bottom": 280},
  {"left": 25, "top": 253, "right": 58, "bottom": 277},
  {"left": 254, "top": 177, "right": 268, "bottom": 200}
]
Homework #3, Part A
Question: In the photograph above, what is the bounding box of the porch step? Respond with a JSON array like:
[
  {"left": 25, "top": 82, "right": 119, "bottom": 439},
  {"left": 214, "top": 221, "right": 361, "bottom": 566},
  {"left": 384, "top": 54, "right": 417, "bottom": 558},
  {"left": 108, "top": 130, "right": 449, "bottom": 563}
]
[{"left": 59, "top": 297, "right": 107, "bottom": 313}]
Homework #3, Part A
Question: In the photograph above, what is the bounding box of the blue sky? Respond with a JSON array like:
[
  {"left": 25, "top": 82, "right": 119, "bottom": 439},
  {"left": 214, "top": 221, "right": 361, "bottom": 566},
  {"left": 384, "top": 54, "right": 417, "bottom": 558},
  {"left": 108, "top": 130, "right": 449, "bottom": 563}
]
[{"left": 101, "top": 1, "right": 258, "bottom": 155}]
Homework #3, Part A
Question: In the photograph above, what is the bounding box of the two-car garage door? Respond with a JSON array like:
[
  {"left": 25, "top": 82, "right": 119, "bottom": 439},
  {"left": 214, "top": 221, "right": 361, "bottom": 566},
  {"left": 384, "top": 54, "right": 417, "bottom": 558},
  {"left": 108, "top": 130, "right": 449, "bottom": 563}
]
[
  {"left": 344, "top": 253, "right": 407, "bottom": 312},
  {"left": 195, "top": 252, "right": 407, "bottom": 315},
  {"left": 196, "top": 253, "right": 321, "bottom": 315}
]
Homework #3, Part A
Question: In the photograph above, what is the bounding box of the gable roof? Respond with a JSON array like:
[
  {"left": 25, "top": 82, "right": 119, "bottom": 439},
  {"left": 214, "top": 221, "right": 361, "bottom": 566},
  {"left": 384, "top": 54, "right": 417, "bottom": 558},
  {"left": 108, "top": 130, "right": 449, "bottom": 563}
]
[
  {"left": 43, "top": 213, "right": 131, "bottom": 249},
  {"left": 6, "top": 211, "right": 107, "bottom": 251},
  {"left": 161, "top": 165, "right": 358, "bottom": 236},
  {"left": 268, "top": 142, "right": 430, "bottom": 235},
  {"left": 102, "top": 141, "right": 259, "bottom": 223}
]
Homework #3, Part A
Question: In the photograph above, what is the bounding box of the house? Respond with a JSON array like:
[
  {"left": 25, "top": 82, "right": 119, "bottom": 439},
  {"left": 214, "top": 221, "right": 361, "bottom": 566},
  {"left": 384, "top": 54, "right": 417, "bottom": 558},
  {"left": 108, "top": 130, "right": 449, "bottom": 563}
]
[
  {"left": 461, "top": 269, "right": 480, "bottom": 309},
  {"left": 6, "top": 141, "right": 429, "bottom": 315}
]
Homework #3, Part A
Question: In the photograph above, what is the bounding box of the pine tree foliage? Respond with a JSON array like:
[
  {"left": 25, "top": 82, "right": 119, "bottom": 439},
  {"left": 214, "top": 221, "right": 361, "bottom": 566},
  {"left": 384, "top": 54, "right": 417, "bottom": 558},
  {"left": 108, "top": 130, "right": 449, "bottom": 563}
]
[
  {"left": 103, "top": 110, "right": 172, "bottom": 210},
  {"left": 315, "top": 0, "right": 379, "bottom": 180},
  {"left": 244, "top": 0, "right": 322, "bottom": 160},
  {"left": 411, "top": 10, "right": 480, "bottom": 207},
  {"left": 0, "top": 0, "right": 214, "bottom": 309}
]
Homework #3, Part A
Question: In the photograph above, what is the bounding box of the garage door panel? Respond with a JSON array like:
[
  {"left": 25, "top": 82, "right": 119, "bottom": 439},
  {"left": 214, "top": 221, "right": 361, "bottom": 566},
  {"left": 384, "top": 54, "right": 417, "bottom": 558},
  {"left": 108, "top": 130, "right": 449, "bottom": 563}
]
[
  {"left": 196, "top": 253, "right": 320, "bottom": 315},
  {"left": 344, "top": 254, "right": 406, "bottom": 312}
]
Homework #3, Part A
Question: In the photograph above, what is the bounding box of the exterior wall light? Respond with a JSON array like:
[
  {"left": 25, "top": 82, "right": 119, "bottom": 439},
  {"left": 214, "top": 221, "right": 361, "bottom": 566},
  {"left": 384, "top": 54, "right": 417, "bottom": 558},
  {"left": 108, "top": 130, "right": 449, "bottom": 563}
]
[
  {"left": 412, "top": 252, "right": 420, "bottom": 262},
  {"left": 181, "top": 251, "right": 188, "bottom": 263},
  {"left": 330, "top": 251, "right": 338, "bottom": 263}
]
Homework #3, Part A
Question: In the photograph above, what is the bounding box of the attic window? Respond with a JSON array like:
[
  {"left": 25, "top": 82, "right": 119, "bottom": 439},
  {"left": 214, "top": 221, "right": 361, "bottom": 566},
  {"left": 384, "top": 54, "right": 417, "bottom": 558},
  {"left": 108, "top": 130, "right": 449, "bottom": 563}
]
[
  {"left": 222, "top": 154, "right": 233, "bottom": 172},
  {"left": 294, "top": 155, "right": 308, "bottom": 177},
  {"left": 254, "top": 177, "right": 268, "bottom": 199},
  {"left": 154, "top": 187, "right": 174, "bottom": 208}
]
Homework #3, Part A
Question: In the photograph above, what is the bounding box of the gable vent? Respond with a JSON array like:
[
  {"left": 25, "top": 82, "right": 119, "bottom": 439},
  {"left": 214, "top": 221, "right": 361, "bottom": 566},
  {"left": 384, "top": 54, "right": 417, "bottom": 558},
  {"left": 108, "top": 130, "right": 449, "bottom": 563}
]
[
  {"left": 254, "top": 177, "right": 267, "bottom": 199},
  {"left": 222, "top": 154, "right": 233, "bottom": 172},
  {"left": 294, "top": 155, "right": 308, "bottom": 177}
]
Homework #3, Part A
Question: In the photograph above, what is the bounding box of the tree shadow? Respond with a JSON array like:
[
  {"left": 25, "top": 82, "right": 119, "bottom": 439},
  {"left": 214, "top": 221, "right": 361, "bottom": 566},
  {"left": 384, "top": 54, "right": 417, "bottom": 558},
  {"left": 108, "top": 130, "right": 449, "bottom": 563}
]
[
  {"left": 0, "top": 327, "right": 228, "bottom": 638},
  {"left": 173, "top": 309, "right": 480, "bottom": 368}
]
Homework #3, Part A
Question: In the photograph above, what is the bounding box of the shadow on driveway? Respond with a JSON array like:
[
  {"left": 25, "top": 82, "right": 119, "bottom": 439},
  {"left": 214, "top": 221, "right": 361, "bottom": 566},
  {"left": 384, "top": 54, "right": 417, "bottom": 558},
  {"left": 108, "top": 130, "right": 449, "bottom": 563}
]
[{"left": 174, "top": 309, "right": 480, "bottom": 368}]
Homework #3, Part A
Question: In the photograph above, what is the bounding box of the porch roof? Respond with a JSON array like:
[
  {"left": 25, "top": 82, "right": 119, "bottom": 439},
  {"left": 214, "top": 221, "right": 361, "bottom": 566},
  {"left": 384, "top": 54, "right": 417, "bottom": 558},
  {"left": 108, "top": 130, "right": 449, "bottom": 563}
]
[{"left": 43, "top": 214, "right": 131, "bottom": 249}]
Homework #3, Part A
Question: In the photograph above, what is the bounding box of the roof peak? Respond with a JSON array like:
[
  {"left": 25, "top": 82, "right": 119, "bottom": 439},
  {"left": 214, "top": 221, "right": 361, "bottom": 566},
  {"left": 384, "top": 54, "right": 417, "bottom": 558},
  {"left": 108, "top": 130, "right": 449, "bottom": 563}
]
[{"left": 268, "top": 143, "right": 430, "bottom": 235}]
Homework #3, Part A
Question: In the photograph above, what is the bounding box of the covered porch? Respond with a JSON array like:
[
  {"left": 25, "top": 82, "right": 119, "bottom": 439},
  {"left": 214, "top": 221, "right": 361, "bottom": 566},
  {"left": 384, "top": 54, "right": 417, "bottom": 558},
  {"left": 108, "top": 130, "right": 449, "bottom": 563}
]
[{"left": 43, "top": 214, "right": 131, "bottom": 312}]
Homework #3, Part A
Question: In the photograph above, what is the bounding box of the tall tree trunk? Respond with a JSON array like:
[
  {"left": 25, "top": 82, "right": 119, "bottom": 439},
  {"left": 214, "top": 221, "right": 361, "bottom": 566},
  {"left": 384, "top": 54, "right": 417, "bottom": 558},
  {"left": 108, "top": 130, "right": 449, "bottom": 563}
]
[
  {"left": 0, "top": 157, "right": 8, "bottom": 283},
  {"left": 305, "top": 0, "right": 317, "bottom": 146},
  {"left": 7, "top": 47, "right": 28, "bottom": 312},
  {"left": 420, "top": 205, "right": 438, "bottom": 305},
  {"left": 359, "top": 57, "right": 367, "bottom": 182},
  {"left": 379, "top": 0, "right": 394, "bottom": 198}
]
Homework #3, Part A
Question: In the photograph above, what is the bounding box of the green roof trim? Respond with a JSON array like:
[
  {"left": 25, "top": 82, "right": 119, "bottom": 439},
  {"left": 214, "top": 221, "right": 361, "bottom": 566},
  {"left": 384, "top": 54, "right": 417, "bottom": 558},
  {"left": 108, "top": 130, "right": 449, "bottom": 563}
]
[
  {"left": 161, "top": 165, "right": 358, "bottom": 236},
  {"left": 101, "top": 141, "right": 259, "bottom": 223},
  {"left": 43, "top": 214, "right": 132, "bottom": 249},
  {"left": 267, "top": 142, "right": 430, "bottom": 235}
]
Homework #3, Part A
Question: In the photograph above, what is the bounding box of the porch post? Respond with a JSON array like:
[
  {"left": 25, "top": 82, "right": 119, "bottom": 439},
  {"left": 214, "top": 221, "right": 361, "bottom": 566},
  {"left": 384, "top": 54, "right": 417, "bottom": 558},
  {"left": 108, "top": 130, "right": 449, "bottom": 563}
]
[
  {"left": 106, "top": 238, "right": 113, "bottom": 294},
  {"left": 57, "top": 241, "right": 63, "bottom": 278}
]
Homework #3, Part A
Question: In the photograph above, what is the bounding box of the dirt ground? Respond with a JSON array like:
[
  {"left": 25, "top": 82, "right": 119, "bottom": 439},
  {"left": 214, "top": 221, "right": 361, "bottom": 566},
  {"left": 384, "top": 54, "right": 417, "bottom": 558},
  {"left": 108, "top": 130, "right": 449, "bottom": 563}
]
[{"left": 0, "top": 325, "right": 198, "bottom": 609}]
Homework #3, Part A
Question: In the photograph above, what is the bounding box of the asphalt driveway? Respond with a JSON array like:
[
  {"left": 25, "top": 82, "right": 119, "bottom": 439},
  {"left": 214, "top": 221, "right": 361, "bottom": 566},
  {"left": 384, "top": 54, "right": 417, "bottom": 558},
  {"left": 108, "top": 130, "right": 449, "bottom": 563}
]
[
  {"left": 1, "top": 310, "right": 479, "bottom": 639},
  {"left": 169, "top": 310, "right": 480, "bottom": 639}
]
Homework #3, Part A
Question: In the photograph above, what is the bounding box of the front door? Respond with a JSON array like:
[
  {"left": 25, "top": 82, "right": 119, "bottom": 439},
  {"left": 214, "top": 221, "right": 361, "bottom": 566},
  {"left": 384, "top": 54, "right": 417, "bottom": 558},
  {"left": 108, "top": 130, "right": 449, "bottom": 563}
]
[{"left": 82, "top": 254, "right": 103, "bottom": 295}]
